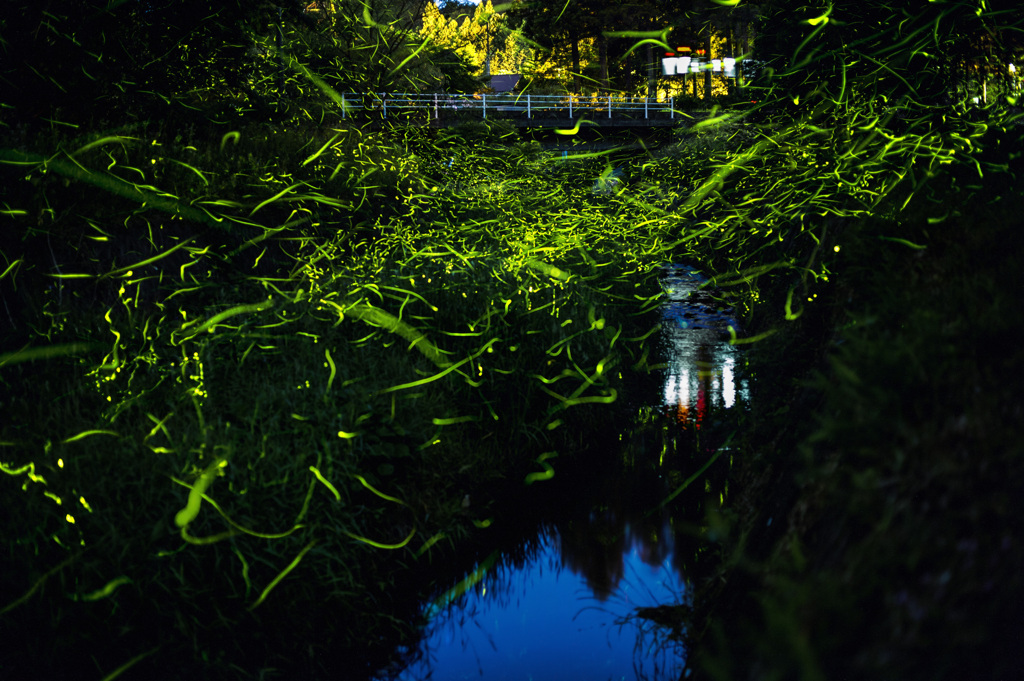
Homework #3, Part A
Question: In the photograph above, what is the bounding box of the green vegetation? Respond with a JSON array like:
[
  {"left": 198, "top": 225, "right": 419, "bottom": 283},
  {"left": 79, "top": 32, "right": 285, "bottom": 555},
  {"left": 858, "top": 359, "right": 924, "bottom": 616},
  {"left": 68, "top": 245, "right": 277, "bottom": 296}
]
[
  {"left": 689, "top": 177, "right": 1024, "bottom": 681},
  {"left": 0, "top": 111, "right": 678, "bottom": 677},
  {"left": 2, "top": 1, "right": 1023, "bottom": 680},
  {"left": 668, "top": 2, "right": 1024, "bottom": 679}
]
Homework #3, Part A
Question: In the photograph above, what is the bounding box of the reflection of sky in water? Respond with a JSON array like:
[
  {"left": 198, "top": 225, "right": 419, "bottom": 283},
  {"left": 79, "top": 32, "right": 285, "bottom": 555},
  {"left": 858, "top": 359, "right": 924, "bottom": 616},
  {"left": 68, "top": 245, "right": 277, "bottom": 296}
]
[
  {"left": 396, "top": 528, "right": 685, "bottom": 681},
  {"left": 659, "top": 265, "right": 749, "bottom": 426}
]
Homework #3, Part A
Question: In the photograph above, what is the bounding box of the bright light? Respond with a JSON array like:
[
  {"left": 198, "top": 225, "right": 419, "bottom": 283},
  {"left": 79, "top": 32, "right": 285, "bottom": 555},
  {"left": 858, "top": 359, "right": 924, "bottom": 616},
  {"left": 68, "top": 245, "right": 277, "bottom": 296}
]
[
  {"left": 662, "top": 56, "right": 692, "bottom": 76},
  {"left": 723, "top": 357, "right": 736, "bottom": 409}
]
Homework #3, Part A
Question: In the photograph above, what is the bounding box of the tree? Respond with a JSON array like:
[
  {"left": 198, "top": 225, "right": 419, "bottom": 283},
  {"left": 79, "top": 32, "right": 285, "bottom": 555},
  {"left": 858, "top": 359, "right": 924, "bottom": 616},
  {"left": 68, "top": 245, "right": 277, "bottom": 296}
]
[
  {"left": 422, "top": 0, "right": 480, "bottom": 68},
  {"left": 752, "top": 0, "right": 1023, "bottom": 115},
  {"left": 420, "top": 0, "right": 534, "bottom": 83},
  {"left": 506, "top": 0, "right": 602, "bottom": 92},
  {"left": 321, "top": 0, "right": 439, "bottom": 91}
]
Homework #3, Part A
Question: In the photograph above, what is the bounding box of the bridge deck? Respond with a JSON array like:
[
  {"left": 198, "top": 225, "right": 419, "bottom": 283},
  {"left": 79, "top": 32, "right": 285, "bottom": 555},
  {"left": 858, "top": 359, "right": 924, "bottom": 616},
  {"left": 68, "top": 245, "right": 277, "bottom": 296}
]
[
  {"left": 504, "top": 118, "right": 678, "bottom": 128},
  {"left": 342, "top": 92, "right": 682, "bottom": 127}
]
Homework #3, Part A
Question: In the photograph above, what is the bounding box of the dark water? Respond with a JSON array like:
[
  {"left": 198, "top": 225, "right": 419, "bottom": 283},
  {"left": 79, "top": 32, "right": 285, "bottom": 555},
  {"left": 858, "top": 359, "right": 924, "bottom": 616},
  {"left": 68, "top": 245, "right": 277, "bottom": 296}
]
[{"left": 387, "top": 265, "right": 748, "bottom": 681}]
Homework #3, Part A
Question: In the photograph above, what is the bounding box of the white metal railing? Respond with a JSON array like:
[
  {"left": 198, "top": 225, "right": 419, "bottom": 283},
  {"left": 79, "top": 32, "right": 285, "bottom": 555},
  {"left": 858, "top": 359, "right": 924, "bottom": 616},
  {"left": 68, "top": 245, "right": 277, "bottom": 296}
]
[{"left": 340, "top": 92, "right": 676, "bottom": 122}]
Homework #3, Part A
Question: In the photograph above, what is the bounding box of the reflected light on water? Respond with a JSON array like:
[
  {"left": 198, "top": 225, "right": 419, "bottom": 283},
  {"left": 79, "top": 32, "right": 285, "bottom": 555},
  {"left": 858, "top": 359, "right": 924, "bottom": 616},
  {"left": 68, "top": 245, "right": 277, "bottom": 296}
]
[
  {"left": 723, "top": 358, "right": 735, "bottom": 409},
  {"left": 659, "top": 265, "right": 748, "bottom": 427}
]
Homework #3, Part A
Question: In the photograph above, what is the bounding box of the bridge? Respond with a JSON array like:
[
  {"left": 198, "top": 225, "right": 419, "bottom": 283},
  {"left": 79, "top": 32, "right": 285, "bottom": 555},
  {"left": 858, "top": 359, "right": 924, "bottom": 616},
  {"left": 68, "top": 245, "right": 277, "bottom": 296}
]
[{"left": 340, "top": 92, "right": 681, "bottom": 128}]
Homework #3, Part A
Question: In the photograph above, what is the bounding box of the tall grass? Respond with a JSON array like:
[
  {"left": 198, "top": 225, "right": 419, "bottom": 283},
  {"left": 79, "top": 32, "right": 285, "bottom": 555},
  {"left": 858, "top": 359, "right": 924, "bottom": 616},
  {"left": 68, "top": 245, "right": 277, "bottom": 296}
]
[
  {"left": 3, "top": 1, "right": 1023, "bottom": 679},
  {"left": 0, "top": 110, "right": 692, "bottom": 678}
]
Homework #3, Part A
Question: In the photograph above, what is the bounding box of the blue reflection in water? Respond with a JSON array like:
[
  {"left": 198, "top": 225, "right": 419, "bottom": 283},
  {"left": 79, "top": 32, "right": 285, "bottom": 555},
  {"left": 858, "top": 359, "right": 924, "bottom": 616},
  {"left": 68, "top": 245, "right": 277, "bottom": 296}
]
[{"left": 397, "top": 526, "right": 686, "bottom": 681}]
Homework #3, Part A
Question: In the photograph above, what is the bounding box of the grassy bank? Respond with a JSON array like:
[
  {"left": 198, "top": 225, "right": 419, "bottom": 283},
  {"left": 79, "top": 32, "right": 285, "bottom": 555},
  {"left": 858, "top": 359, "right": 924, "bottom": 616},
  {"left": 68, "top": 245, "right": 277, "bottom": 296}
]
[
  {"left": 0, "top": 116, "right": 699, "bottom": 679},
  {"left": 677, "top": 140, "right": 1024, "bottom": 680}
]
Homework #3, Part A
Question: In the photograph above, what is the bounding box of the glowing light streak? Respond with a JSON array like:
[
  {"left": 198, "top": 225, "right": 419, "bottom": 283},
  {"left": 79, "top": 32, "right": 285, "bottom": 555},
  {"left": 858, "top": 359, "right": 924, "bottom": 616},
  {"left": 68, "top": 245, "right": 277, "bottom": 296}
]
[
  {"left": 380, "top": 285, "right": 438, "bottom": 311},
  {"left": 660, "top": 433, "right": 734, "bottom": 508},
  {"left": 347, "top": 303, "right": 451, "bottom": 368},
  {"left": 727, "top": 326, "right": 778, "bottom": 346},
  {"left": 785, "top": 288, "right": 803, "bottom": 320},
  {"left": 232, "top": 547, "right": 252, "bottom": 597},
  {"left": 389, "top": 37, "right": 433, "bottom": 76},
  {"left": 301, "top": 133, "right": 342, "bottom": 167},
  {"left": 5, "top": 149, "right": 228, "bottom": 227},
  {"left": 343, "top": 526, "right": 416, "bottom": 550},
  {"left": 62, "top": 429, "right": 119, "bottom": 443},
  {"left": 70, "top": 576, "right": 132, "bottom": 602},
  {"left": 249, "top": 182, "right": 305, "bottom": 215},
  {"left": 69, "top": 135, "right": 137, "bottom": 157},
  {"left": 248, "top": 540, "right": 318, "bottom": 611},
  {"left": 877, "top": 236, "right": 927, "bottom": 249},
  {"left": 220, "top": 132, "right": 241, "bottom": 150},
  {"left": 0, "top": 256, "right": 22, "bottom": 284},
  {"left": 417, "top": 532, "right": 447, "bottom": 556},
  {"left": 623, "top": 325, "right": 662, "bottom": 343},
  {"left": 431, "top": 415, "right": 478, "bottom": 425},
  {"left": 425, "top": 550, "right": 500, "bottom": 619},
  {"left": 1, "top": 556, "right": 76, "bottom": 614},
  {"left": 173, "top": 458, "right": 227, "bottom": 528},
  {"left": 524, "top": 451, "right": 557, "bottom": 485},
  {"left": 308, "top": 466, "right": 342, "bottom": 502},
  {"left": 170, "top": 476, "right": 305, "bottom": 539},
  {"left": 0, "top": 342, "right": 100, "bottom": 367},
  {"left": 349, "top": 474, "right": 403, "bottom": 507},
  {"left": 710, "top": 262, "right": 786, "bottom": 288},
  {"left": 324, "top": 348, "right": 337, "bottom": 394},
  {"left": 177, "top": 299, "right": 275, "bottom": 339},
  {"left": 97, "top": 646, "right": 160, "bottom": 681}
]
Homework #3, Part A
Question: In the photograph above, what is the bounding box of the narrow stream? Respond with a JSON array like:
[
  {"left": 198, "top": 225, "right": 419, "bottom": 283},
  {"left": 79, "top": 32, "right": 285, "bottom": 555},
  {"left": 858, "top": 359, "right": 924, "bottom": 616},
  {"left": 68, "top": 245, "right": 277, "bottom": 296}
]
[{"left": 386, "top": 265, "right": 749, "bottom": 681}]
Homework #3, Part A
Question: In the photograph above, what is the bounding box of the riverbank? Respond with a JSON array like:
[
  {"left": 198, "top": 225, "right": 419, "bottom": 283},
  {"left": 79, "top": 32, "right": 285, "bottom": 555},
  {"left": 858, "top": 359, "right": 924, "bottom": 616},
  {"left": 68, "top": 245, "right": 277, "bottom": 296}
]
[
  {"left": 679, "top": 167, "right": 1024, "bottom": 680},
  {"left": 0, "top": 119, "right": 683, "bottom": 680}
]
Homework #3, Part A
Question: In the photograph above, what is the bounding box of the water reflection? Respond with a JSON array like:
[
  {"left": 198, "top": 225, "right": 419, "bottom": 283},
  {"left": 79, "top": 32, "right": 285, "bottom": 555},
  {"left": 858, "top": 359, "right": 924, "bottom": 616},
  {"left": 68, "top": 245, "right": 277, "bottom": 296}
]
[
  {"left": 556, "top": 480, "right": 682, "bottom": 605},
  {"left": 659, "top": 264, "right": 749, "bottom": 427},
  {"left": 560, "top": 519, "right": 646, "bottom": 603},
  {"left": 395, "top": 526, "right": 686, "bottom": 681},
  {"left": 391, "top": 431, "right": 694, "bottom": 680}
]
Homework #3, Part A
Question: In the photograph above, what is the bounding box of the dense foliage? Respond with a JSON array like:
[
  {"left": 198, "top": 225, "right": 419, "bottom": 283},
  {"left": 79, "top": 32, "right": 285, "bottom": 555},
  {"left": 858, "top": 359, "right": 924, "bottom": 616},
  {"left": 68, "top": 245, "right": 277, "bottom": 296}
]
[{"left": 2, "top": 1, "right": 1023, "bottom": 680}]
